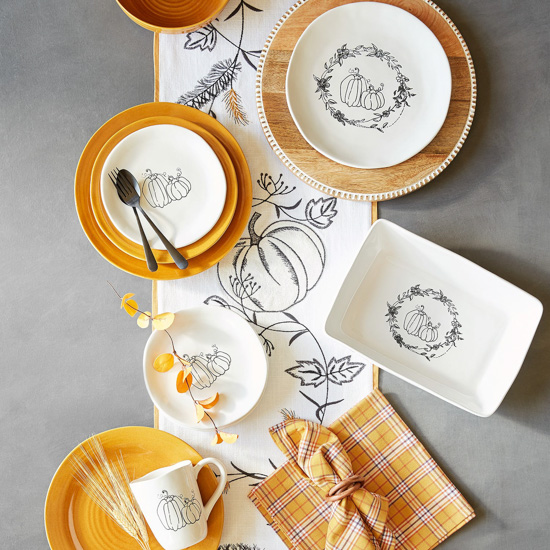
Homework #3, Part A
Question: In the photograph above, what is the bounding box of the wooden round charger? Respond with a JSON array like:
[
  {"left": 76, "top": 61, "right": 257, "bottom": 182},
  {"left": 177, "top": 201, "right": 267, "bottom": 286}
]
[{"left": 256, "top": 0, "right": 476, "bottom": 201}]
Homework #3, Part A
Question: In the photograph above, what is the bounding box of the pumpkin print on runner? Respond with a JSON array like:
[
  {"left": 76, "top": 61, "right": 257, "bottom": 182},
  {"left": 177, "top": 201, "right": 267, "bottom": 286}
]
[
  {"left": 141, "top": 168, "right": 191, "bottom": 209},
  {"left": 313, "top": 43, "right": 414, "bottom": 132},
  {"left": 157, "top": 490, "right": 188, "bottom": 531},
  {"left": 386, "top": 284, "right": 464, "bottom": 361},
  {"left": 218, "top": 212, "right": 325, "bottom": 313}
]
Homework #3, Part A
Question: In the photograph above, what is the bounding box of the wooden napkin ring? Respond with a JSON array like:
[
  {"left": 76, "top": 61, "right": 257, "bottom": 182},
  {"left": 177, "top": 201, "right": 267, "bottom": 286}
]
[{"left": 325, "top": 474, "right": 365, "bottom": 502}]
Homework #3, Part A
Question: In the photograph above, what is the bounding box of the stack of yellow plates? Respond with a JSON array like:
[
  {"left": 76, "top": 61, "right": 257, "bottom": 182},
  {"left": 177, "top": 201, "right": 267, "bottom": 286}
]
[{"left": 75, "top": 102, "right": 252, "bottom": 279}]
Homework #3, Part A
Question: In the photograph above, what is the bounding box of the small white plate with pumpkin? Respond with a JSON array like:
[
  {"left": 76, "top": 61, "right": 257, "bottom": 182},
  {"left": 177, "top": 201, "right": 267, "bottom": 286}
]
[
  {"left": 100, "top": 124, "right": 227, "bottom": 249},
  {"left": 286, "top": 2, "right": 452, "bottom": 169},
  {"left": 326, "top": 220, "right": 543, "bottom": 417},
  {"left": 143, "top": 306, "right": 268, "bottom": 429}
]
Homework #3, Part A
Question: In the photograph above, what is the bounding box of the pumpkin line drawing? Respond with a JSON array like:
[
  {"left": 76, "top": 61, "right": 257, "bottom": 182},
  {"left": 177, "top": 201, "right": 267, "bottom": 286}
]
[
  {"left": 183, "top": 345, "right": 232, "bottom": 390},
  {"left": 313, "top": 43, "right": 415, "bottom": 132},
  {"left": 340, "top": 68, "right": 385, "bottom": 111},
  {"left": 218, "top": 212, "right": 326, "bottom": 313},
  {"left": 157, "top": 489, "right": 202, "bottom": 531},
  {"left": 403, "top": 305, "right": 441, "bottom": 342},
  {"left": 418, "top": 321, "right": 440, "bottom": 343},
  {"left": 141, "top": 168, "right": 191, "bottom": 209},
  {"left": 385, "top": 284, "right": 463, "bottom": 361},
  {"left": 404, "top": 305, "right": 428, "bottom": 336},
  {"left": 181, "top": 491, "right": 202, "bottom": 525},
  {"left": 157, "top": 490, "right": 188, "bottom": 531}
]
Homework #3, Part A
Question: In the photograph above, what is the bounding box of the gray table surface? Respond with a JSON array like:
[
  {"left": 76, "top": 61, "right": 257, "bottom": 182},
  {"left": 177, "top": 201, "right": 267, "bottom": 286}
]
[{"left": 1, "top": 0, "right": 549, "bottom": 548}]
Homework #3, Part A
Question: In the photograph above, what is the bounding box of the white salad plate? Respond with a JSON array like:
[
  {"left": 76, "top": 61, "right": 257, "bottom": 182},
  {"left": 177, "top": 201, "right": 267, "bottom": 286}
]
[
  {"left": 326, "top": 220, "right": 542, "bottom": 416},
  {"left": 101, "top": 124, "right": 227, "bottom": 249},
  {"left": 286, "top": 2, "right": 452, "bottom": 169},
  {"left": 143, "top": 306, "right": 268, "bottom": 429}
]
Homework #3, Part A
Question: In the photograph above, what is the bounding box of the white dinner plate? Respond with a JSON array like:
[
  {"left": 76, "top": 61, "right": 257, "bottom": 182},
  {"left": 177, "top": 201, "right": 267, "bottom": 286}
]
[
  {"left": 101, "top": 124, "right": 227, "bottom": 249},
  {"left": 286, "top": 2, "right": 452, "bottom": 168},
  {"left": 326, "top": 220, "right": 543, "bottom": 416},
  {"left": 143, "top": 306, "right": 268, "bottom": 429}
]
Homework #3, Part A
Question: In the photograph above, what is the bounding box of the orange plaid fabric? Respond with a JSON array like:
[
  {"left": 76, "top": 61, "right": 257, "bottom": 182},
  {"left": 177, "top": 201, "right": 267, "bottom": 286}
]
[{"left": 249, "top": 389, "right": 474, "bottom": 550}]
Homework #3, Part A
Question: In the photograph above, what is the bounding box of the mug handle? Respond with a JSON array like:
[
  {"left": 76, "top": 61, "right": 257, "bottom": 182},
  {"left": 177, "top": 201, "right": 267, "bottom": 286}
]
[{"left": 193, "top": 457, "right": 227, "bottom": 520}]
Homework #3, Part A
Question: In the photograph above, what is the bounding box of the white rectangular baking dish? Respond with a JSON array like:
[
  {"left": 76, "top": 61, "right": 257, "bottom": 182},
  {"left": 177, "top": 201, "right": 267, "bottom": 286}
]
[{"left": 326, "top": 220, "right": 543, "bottom": 416}]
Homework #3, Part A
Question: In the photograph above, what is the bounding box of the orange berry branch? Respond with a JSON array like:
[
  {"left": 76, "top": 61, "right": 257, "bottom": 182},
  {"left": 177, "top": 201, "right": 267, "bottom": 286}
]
[{"left": 109, "top": 283, "right": 238, "bottom": 445}]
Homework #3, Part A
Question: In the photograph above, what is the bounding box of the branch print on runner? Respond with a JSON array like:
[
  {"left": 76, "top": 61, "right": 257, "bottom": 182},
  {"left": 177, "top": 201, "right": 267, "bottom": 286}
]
[
  {"left": 178, "top": 1, "right": 263, "bottom": 123},
  {"left": 204, "top": 173, "right": 367, "bottom": 424}
]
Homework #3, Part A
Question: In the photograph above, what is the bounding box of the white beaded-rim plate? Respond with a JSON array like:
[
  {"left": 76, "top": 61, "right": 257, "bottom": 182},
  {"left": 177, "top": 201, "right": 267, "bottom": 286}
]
[
  {"left": 101, "top": 124, "right": 226, "bottom": 249},
  {"left": 286, "top": 2, "right": 452, "bottom": 169},
  {"left": 143, "top": 306, "right": 268, "bottom": 430}
]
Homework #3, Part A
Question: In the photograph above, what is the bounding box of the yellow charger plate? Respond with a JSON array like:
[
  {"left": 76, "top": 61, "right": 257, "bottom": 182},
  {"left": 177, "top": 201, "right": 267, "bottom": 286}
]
[
  {"left": 75, "top": 103, "right": 252, "bottom": 280},
  {"left": 91, "top": 116, "right": 238, "bottom": 263},
  {"left": 44, "top": 426, "right": 223, "bottom": 550}
]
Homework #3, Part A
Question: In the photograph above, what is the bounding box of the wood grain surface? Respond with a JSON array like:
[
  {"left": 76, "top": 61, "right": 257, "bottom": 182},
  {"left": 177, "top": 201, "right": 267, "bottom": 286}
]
[{"left": 257, "top": 0, "right": 476, "bottom": 201}]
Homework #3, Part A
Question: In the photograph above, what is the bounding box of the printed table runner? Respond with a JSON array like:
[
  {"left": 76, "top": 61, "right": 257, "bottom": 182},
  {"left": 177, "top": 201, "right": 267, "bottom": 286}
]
[{"left": 156, "top": 1, "right": 375, "bottom": 547}]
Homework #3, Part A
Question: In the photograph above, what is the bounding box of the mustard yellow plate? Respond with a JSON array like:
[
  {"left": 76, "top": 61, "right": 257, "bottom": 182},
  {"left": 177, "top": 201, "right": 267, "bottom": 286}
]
[
  {"left": 44, "top": 426, "right": 223, "bottom": 549},
  {"left": 90, "top": 117, "right": 238, "bottom": 263},
  {"left": 75, "top": 103, "right": 252, "bottom": 280}
]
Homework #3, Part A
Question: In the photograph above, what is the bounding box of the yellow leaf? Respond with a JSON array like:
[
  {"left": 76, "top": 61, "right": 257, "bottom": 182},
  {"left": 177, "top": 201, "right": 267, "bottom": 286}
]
[
  {"left": 152, "top": 312, "right": 175, "bottom": 331},
  {"left": 123, "top": 299, "right": 138, "bottom": 317},
  {"left": 219, "top": 432, "right": 238, "bottom": 444},
  {"left": 182, "top": 366, "right": 193, "bottom": 378},
  {"left": 198, "top": 393, "right": 219, "bottom": 409},
  {"left": 153, "top": 353, "right": 174, "bottom": 373},
  {"left": 120, "top": 293, "right": 138, "bottom": 317},
  {"left": 211, "top": 432, "right": 223, "bottom": 446},
  {"left": 177, "top": 354, "right": 191, "bottom": 367},
  {"left": 176, "top": 370, "right": 193, "bottom": 393},
  {"left": 120, "top": 293, "right": 134, "bottom": 308},
  {"left": 137, "top": 312, "right": 151, "bottom": 328},
  {"left": 195, "top": 404, "right": 205, "bottom": 423}
]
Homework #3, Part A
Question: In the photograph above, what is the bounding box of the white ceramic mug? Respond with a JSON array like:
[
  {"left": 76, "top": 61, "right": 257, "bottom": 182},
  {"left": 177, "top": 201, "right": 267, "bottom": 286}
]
[{"left": 130, "top": 458, "right": 226, "bottom": 550}]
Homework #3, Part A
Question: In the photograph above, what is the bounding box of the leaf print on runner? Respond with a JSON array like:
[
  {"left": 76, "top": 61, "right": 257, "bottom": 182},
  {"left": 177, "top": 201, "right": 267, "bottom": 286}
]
[
  {"left": 305, "top": 197, "right": 338, "bottom": 229},
  {"left": 326, "top": 356, "right": 365, "bottom": 385},
  {"left": 184, "top": 24, "right": 217, "bottom": 51},
  {"left": 286, "top": 359, "right": 327, "bottom": 388}
]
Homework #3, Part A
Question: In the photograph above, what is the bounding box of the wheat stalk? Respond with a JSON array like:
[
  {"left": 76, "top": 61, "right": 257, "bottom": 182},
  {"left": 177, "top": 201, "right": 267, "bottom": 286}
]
[
  {"left": 71, "top": 436, "right": 152, "bottom": 550},
  {"left": 223, "top": 88, "right": 249, "bottom": 126}
]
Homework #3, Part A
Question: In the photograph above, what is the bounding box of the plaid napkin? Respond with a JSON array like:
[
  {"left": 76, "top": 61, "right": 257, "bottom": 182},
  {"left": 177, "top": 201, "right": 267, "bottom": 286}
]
[{"left": 249, "top": 389, "right": 474, "bottom": 550}]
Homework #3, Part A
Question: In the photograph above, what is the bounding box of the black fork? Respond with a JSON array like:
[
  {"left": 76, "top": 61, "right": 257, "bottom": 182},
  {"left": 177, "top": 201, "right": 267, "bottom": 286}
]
[
  {"left": 110, "top": 168, "right": 188, "bottom": 270},
  {"left": 108, "top": 169, "right": 158, "bottom": 272}
]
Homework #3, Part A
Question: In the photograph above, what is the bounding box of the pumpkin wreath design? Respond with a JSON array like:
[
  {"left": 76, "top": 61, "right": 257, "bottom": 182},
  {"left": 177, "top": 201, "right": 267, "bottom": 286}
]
[
  {"left": 385, "top": 285, "right": 463, "bottom": 360},
  {"left": 313, "top": 43, "right": 414, "bottom": 132}
]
